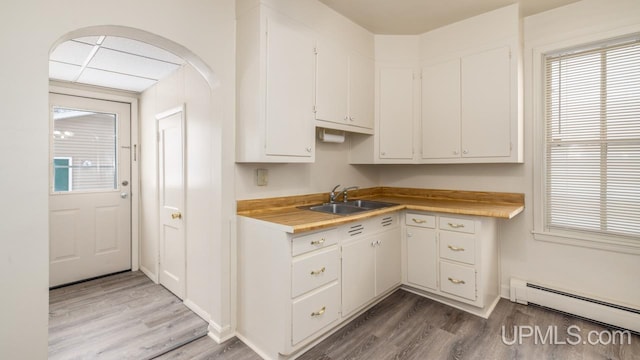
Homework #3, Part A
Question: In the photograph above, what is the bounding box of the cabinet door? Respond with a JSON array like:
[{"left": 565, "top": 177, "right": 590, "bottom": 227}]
[
  {"left": 421, "top": 58, "right": 461, "bottom": 159},
  {"left": 341, "top": 237, "right": 375, "bottom": 317},
  {"left": 348, "top": 53, "right": 374, "bottom": 129},
  {"left": 375, "top": 228, "right": 401, "bottom": 296},
  {"left": 379, "top": 67, "right": 414, "bottom": 160},
  {"left": 264, "top": 15, "right": 315, "bottom": 158},
  {"left": 315, "top": 40, "right": 348, "bottom": 124},
  {"left": 406, "top": 226, "right": 438, "bottom": 290},
  {"left": 461, "top": 46, "right": 511, "bottom": 158}
]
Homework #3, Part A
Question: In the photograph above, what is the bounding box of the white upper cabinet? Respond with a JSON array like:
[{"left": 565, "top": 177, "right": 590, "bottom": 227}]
[
  {"left": 315, "top": 40, "right": 348, "bottom": 126},
  {"left": 315, "top": 41, "right": 374, "bottom": 134},
  {"left": 460, "top": 46, "right": 511, "bottom": 158},
  {"left": 347, "top": 53, "right": 375, "bottom": 130},
  {"left": 379, "top": 67, "right": 415, "bottom": 160},
  {"left": 236, "top": 5, "right": 316, "bottom": 162},
  {"left": 421, "top": 46, "right": 514, "bottom": 161},
  {"left": 351, "top": 4, "right": 523, "bottom": 164},
  {"left": 421, "top": 58, "right": 461, "bottom": 160},
  {"left": 420, "top": 4, "right": 521, "bottom": 163}
]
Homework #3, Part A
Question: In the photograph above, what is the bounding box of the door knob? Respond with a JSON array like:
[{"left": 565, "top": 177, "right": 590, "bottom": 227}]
[
  {"left": 171, "top": 212, "right": 182, "bottom": 219},
  {"left": 120, "top": 192, "right": 128, "bottom": 199}
]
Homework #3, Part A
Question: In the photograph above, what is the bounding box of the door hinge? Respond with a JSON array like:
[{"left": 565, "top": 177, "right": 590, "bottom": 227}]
[
  {"left": 313, "top": 47, "right": 318, "bottom": 55},
  {"left": 312, "top": 105, "right": 317, "bottom": 113}
]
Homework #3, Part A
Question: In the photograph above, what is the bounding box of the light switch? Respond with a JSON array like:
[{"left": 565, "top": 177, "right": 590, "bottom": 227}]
[{"left": 257, "top": 168, "right": 268, "bottom": 186}]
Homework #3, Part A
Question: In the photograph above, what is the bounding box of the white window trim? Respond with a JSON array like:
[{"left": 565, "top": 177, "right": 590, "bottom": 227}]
[{"left": 531, "top": 25, "right": 640, "bottom": 255}]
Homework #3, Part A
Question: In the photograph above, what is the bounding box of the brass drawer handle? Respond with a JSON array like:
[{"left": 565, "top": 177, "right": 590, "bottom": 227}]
[
  {"left": 448, "top": 222, "right": 465, "bottom": 229},
  {"left": 448, "top": 245, "right": 465, "bottom": 252},
  {"left": 171, "top": 212, "right": 182, "bottom": 219},
  {"left": 310, "top": 267, "right": 326, "bottom": 276},
  {"left": 310, "top": 238, "right": 325, "bottom": 246},
  {"left": 311, "top": 306, "right": 326, "bottom": 317},
  {"left": 448, "top": 277, "right": 466, "bottom": 285},
  {"left": 412, "top": 218, "right": 426, "bottom": 224}
]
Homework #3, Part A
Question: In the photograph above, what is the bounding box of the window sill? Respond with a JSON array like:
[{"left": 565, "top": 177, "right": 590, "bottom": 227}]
[{"left": 532, "top": 230, "right": 640, "bottom": 255}]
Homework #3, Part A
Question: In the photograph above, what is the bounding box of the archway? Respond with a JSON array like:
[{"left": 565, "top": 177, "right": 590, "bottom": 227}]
[{"left": 47, "top": 25, "right": 227, "bottom": 355}]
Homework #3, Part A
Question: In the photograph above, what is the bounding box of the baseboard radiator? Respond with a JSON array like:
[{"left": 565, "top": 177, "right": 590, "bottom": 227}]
[{"left": 510, "top": 278, "right": 640, "bottom": 333}]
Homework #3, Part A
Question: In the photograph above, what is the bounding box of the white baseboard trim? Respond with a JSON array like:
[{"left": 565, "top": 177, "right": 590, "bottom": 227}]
[
  {"left": 509, "top": 278, "right": 640, "bottom": 333},
  {"left": 139, "top": 265, "right": 158, "bottom": 284},
  {"left": 208, "top": 320, "right": 234, "bottom": 344},
  {"left": 183, "top": 299, "right": 211, "bottom": 322}
]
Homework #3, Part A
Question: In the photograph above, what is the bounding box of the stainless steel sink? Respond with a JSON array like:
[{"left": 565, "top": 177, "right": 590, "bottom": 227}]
[
  {"left": 302, "top": 200, "right": 396, "bottom": 215},
  {"left": 344, "top": 199, "right": 397, "bottom": 209},
  {"left": 307, "top": 203, "right": 367, "bottom": 215}
]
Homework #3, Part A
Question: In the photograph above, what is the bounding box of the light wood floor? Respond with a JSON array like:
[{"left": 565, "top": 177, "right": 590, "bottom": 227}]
[
  {"left": 51, "top": 272, "right": 640, "bottom": 359},
  {"left": 49, "top": 271, "right": 208, "bottom": 360}
]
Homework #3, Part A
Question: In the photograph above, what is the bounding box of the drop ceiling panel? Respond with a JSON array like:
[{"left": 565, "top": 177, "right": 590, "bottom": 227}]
[
  {"left": 49, "top": 61, "right": 81, "bottom": 81},
  {"left": 89, "top": 47, "right": 181, "bottom": 80},
  {"left": 73, "top": 36, "right": 102, "bottom": 46},
  {"left": 101, "top": 36, "right": 184, "bottom": 64},
  {"left": 49, "top": 41, "right": 95, "bottom": 66},
  {"left": 77, "top": 68, "right": 156, "bottom": 92}
]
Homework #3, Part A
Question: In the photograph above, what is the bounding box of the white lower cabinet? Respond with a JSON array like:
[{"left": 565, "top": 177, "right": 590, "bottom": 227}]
[
  {"left": 237, "top": 213, "right": 400, "bottom": 360},
  {"left": 406, "top": 222, "right": 438, "bottom": 290},
  {"left": 291, "top": 282, "right": 340, "bottom": 345},
  {"left": 341, "top": 214, "right": 401, "bottom": 317},
  {"left": 404, "top": 212, "right": 499, "bottom": 317},
  {"left": 341, "top": 236, "right": 376, "bottom": 317},
  {"left": 237, "top": 209, "right": 498, "bottom": 358}
]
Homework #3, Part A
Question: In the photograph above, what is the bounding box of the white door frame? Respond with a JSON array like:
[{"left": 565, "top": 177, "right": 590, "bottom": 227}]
[{"left": 49, "top": 84, "right": 140, "bottom": 273}]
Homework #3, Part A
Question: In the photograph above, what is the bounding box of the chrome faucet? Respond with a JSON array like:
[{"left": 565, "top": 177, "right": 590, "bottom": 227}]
[
  {"left": 329, "top": 184, "right": 341, "bottom": 203},
  {"left": 341, "top": 186, "right": 359, "bottom": 202}
]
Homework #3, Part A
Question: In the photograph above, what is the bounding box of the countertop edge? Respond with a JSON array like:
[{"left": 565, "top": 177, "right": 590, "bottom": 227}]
[{"left": 238, "top": 200, "right": 525, "bottom": 234}]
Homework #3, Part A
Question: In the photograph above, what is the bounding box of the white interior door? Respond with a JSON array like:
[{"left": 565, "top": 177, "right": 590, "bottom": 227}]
[
  {"left": 49, "top": 93, "right": 131, "bottom": 287},
  {"left": 157, "top": 106, "right": 185, "bottom": 299}
]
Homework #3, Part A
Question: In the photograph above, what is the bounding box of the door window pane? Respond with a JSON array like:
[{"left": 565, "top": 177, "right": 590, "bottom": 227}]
[{"left": 52, "top": 107, "right": 117, "bottom": 192}]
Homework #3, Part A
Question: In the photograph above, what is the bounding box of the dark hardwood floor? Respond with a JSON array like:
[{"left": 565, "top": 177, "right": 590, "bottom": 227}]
[
  {"left": 165, "top": 290, "right": 640, "bottom": 360},
  {"left": 50, "top": 272, "right": 640, "bottom": 359}
]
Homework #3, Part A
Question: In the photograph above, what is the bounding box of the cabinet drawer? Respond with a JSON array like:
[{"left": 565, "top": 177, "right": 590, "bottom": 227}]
[
  {"left": 439, "top": 232, "right": 475, "bottom": 265},
  {"left": 440, "top": 261, "right": 476, "bottom": 301},
  {"left": 292, "top": 228, "right": 338, "bottom": 256},
  {"left": 439, "top": 216, "right": 475, "bottom": 234},
  {"left": 292, "top": 282, "right": 340, "bottom": 345},
  {"left": 405, "top": 213, "right": 436, "bottom": 228},
  {"left": 292, "top": 247, "right": 339, "bottom": 298}
]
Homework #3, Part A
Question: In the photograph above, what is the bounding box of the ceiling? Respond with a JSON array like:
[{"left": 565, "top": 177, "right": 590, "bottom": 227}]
[
  {"left": 49, "top": 36, "right": 184, "bottom": 93},
  {"left": 49, "top": 1, "right": 580, "bottom": 92},
  {"left": 318, "top": 0, "right": 580, "bottom": 34}
]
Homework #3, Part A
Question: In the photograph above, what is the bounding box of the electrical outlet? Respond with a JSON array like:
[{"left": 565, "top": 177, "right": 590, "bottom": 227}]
[{"left": 256, "top": 168, "right": 268, "bottom": 186}]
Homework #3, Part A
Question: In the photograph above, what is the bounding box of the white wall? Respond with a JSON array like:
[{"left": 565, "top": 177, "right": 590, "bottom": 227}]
[
  {"left": 139, "top": 64, "right": 231, "bottom": 338},
  {"left": 0, "top": 1, "right": 235, "bottom": 358},
  {"left": 380, "top": 0, "right": 640, "bottom": 308},
  {"left": 236, "top": 139, "right": 380, "bottom": 199}
]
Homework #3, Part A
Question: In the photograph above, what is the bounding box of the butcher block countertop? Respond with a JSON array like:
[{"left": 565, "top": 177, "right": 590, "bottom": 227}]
[{"left": 236, "top": 187, "right": 524, "bottom": 233}]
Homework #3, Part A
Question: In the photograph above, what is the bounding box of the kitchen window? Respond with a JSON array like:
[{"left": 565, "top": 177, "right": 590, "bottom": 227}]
[{"left": 534, "top": 35, "right": 640, "bottom": 251}]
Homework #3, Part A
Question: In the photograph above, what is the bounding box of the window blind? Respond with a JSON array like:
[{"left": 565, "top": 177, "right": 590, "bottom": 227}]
[
  {"left": 544, "top": 37, "right": 640, "bottom": 239},
  {"left": 52, "top": 109, "right": 118, "bottom": 192}
]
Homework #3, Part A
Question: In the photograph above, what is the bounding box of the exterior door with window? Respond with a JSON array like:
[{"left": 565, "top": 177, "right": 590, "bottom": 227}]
[{"left": 49, "top": 93, "right": 131, "bottom": 287}]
